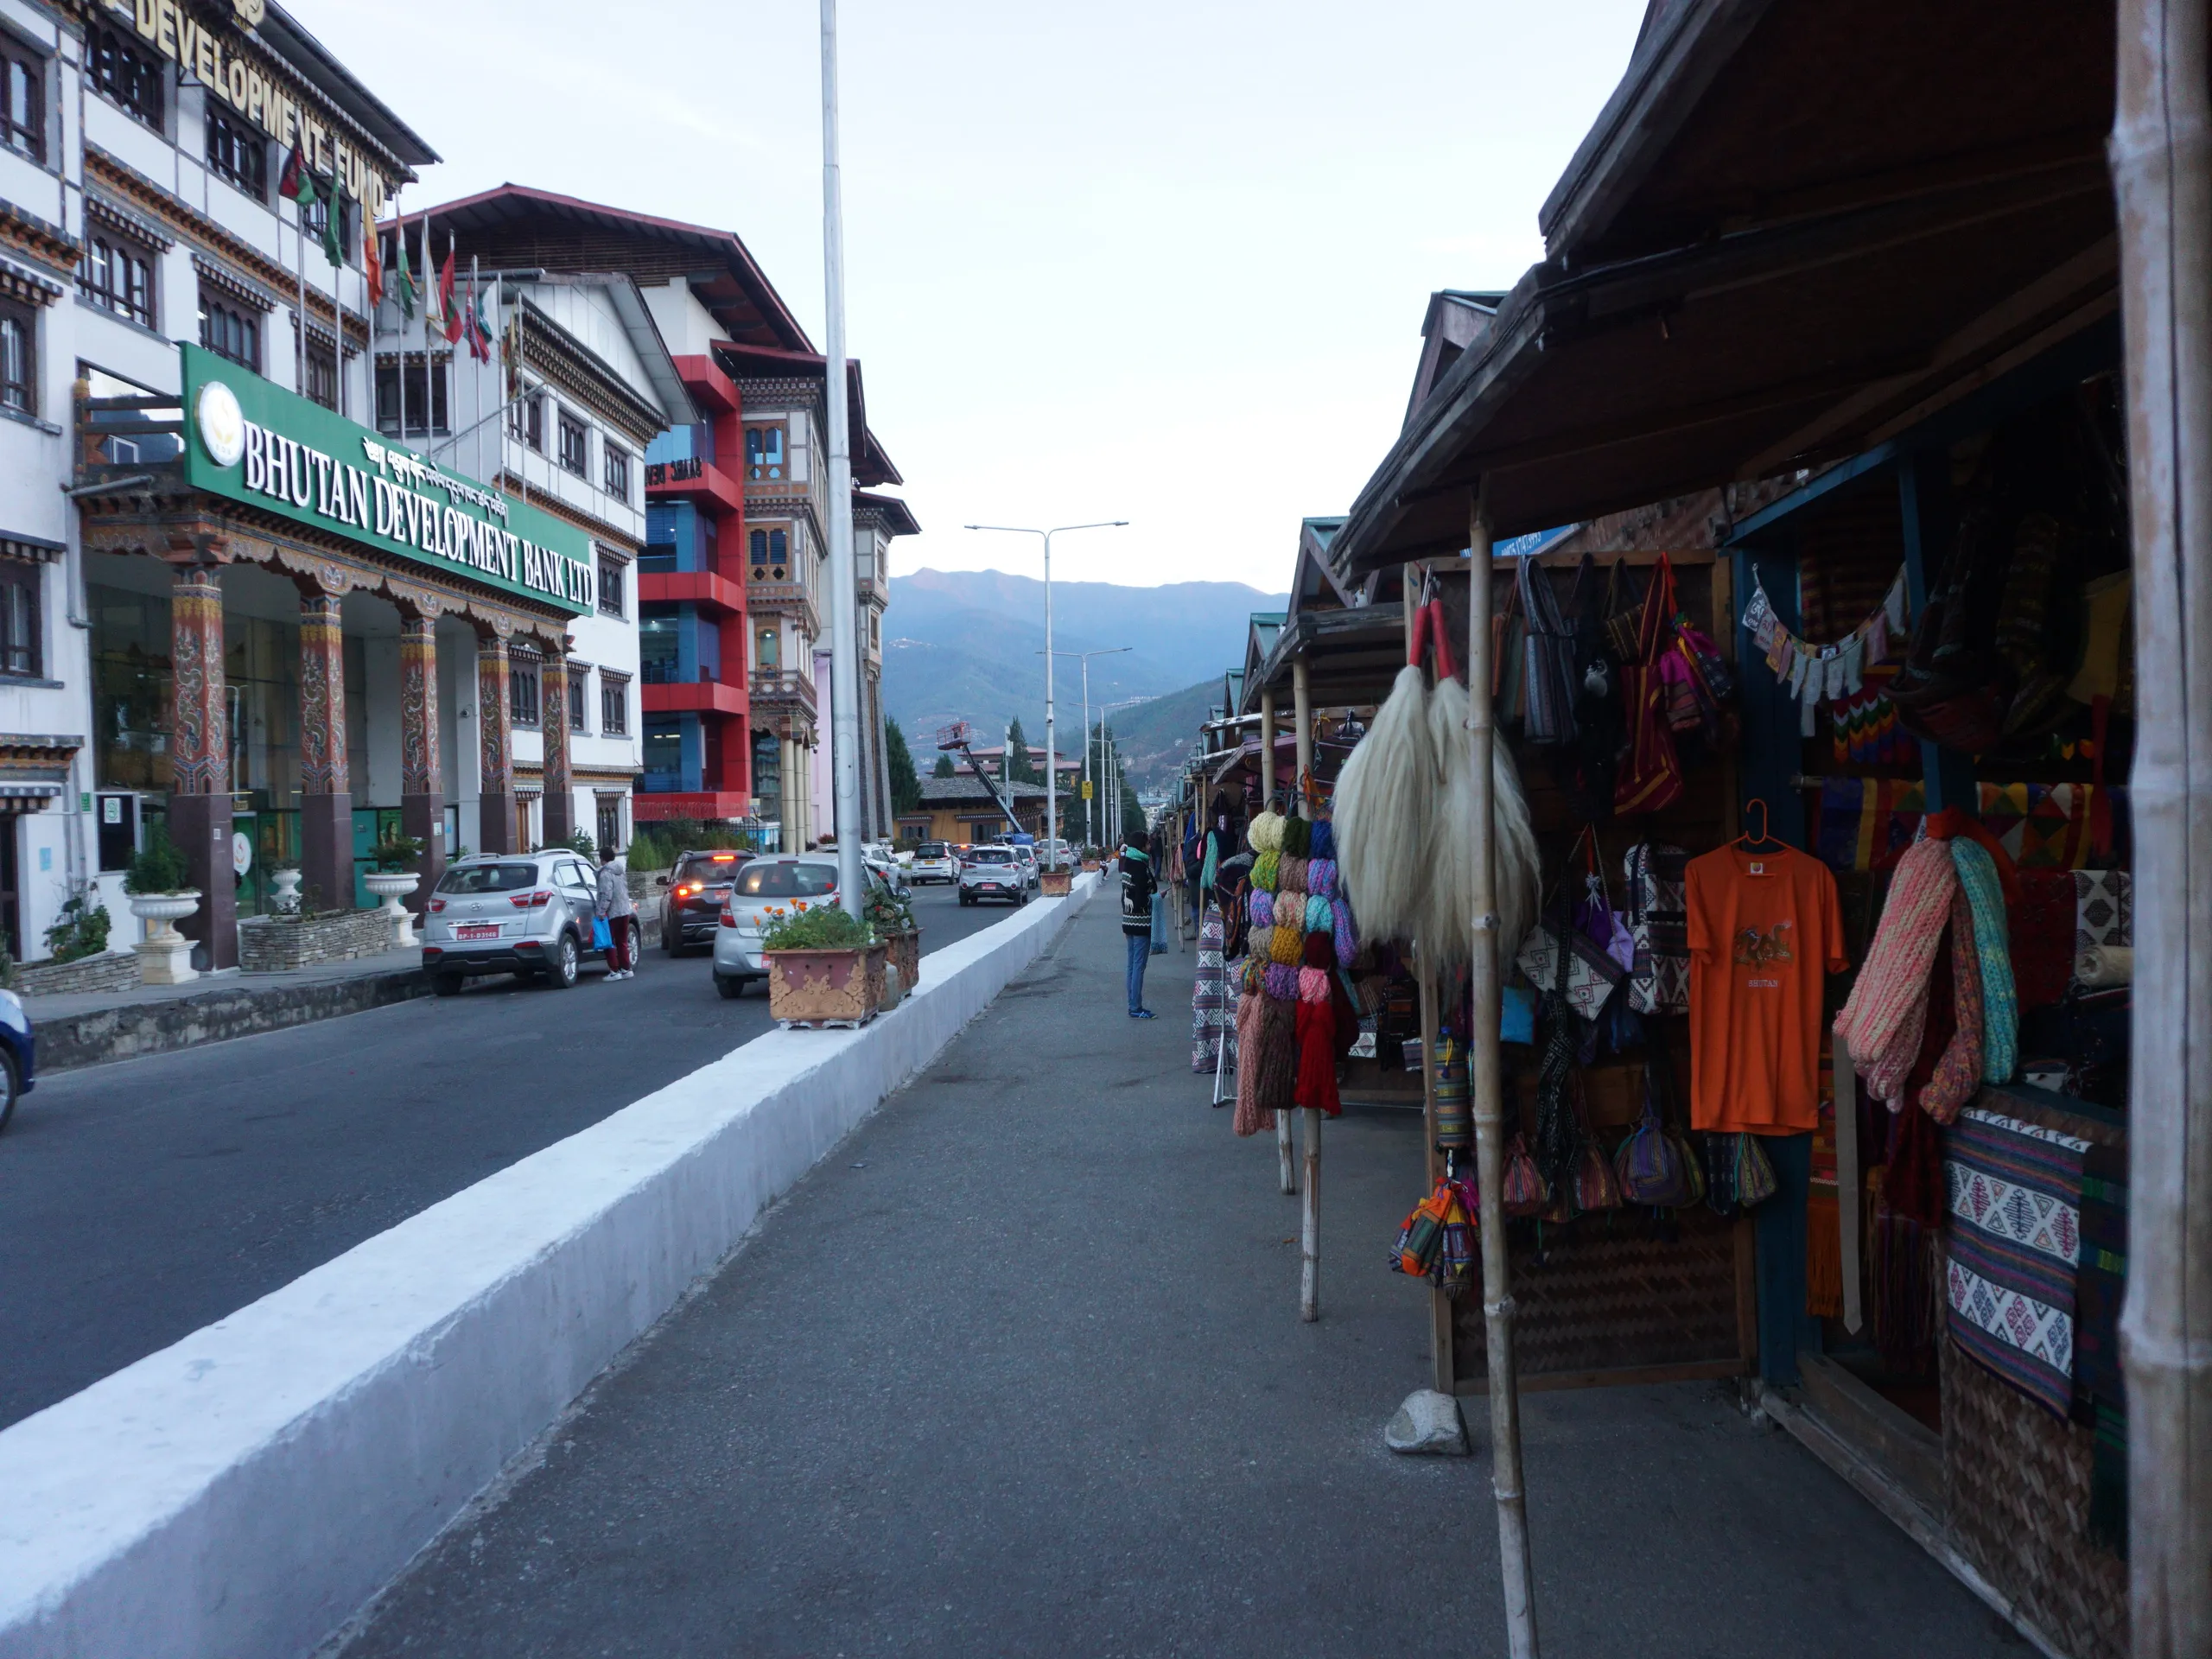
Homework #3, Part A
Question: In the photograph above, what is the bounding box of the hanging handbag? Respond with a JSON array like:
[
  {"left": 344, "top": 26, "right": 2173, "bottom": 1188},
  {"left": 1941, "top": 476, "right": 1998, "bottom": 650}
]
[
  {"left": 1503, "top": 1133, "right": 1549, "bottom": 1217},
  {"left": 1622, "top": 841, "right": 1690, "bottom": 1015},
  {"left": 1519, "top": 552, "right": 1578, "bottom": 746},
  {"left": 1614, "top": 1068, "right": 1692, "bottom": 1206},
  {"left": 1434, "top": 1179, "right": 1478, "bottom": 1297},
  {"left": 1614, "top": 554, "right": 1688, "bottom": 816},
  {"left": 1493, "top": 565, "right": 1527, "bottom": 722},
  {"left": 1513, "top": 918, "right": 1622, "bottom": 1022},
  {"left": 1390, "top": 1179, "right": 1452, "bottom": 1277},
  {"left": 1731, "top": 1132, "right": 1780, "bottom": 1207},
  {"left": 1603, "top": 557, "right": 1645, "bottom": 662}
]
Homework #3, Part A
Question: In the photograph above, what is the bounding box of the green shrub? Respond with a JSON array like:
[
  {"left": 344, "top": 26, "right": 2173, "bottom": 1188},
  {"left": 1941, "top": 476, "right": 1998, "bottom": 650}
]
[
  {"left": 123, "top": 823, "right": 190, "bottom": 895},
  {"left": 758, "top": 899, "right": 873, "bottom": 951},
  {"left": 43, "top": 890, "right": 111, "bottom": 963},
  {"left": 561, "top": 829, "right": 599, "bottom": 864},
  {"left": 373, "top": 830, "right": 425, "bottom": 872}
]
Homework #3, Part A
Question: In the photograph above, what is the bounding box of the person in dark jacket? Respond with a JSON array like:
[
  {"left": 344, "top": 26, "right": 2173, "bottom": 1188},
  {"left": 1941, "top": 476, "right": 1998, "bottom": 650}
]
[{"left": 1119, "top": 839, "right": 1157, "bottom": 1018}]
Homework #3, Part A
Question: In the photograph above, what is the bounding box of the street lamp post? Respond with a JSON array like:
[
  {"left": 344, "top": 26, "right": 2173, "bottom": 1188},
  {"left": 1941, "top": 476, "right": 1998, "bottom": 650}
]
[
  {"left": 819, "top": 0, "right": 864, "bottom": 915},
  {"left": 1039, "top": 645, "right": 1131, "bottom": 851},
  {"left": 966, "top": 521, "right": 1128, "bottom": 871}
]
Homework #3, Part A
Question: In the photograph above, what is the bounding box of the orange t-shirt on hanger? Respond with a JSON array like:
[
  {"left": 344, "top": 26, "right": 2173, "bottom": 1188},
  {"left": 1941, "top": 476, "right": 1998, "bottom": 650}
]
[{"left": 1685, "top": 843, "right": 1847, "bottom": 1135}]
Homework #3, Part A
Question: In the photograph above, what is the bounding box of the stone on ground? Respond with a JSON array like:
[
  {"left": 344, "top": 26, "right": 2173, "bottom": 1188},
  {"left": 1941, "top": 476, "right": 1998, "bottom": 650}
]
[{"left": 1386, "top": 1387, "right": 1469, "bottom": 1455}]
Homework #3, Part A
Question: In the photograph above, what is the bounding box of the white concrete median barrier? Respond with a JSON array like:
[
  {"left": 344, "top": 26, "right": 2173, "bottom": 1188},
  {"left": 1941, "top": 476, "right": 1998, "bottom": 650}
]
[{"left": 0, "top": 877, "right": 1097, "bottom": 1659}]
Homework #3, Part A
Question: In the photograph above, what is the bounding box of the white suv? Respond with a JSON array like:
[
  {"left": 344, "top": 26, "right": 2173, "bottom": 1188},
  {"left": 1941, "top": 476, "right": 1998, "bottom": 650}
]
[
  {"left": 909, "top": 841, "right": 957, "bottom": 885},
  {"left": 957, "top": 845, "right": 1027, "bottom": 907},
  {"left": 422, "top": 851, "right": 608, "bottom": 993}
]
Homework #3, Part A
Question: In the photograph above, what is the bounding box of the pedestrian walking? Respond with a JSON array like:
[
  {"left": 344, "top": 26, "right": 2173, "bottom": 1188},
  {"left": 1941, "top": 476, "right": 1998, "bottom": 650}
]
[
  {"left": 597, "top": 848, "right": 637, "bottom": 981},
  {"left": 1120, "top": 836, "right": 1157, "bottom": 1018},
  {"left": 1147, "top": 828, "right": 1169, "bottom": 954}
]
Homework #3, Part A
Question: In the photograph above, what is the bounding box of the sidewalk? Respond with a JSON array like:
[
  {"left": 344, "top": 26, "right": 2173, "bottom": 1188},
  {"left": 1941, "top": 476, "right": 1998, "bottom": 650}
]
[
  {"left": 334, "top": 893, "right": 2023, "bottom": 1659},
  {"left": 25, "top": 949, "right": 428, "bottom": 1073}
]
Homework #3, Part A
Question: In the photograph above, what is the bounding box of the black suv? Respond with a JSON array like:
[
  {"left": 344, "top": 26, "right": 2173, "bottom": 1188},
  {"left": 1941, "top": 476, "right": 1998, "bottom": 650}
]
[{"left": 658, "top": 849, "right": 753, "bottom": 954}]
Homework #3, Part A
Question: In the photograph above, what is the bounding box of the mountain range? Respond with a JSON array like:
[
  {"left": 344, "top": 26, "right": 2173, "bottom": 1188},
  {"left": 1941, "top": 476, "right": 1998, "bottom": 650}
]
[{"left": 880, "top": 568, "right": 1284, "bottom": 788}]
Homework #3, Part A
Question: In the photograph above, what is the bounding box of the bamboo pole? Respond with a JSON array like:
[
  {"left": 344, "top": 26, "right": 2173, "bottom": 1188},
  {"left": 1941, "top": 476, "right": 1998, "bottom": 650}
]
[
  {"left": 1467, "top": 493, "right": 1539, "bottom": 1657},
  {"left": 2113, "top": 3, "right": 2212, "bottom": 1649},
  {"left": 1419, "top": 960, "right": 1454, "bottom": 1390},
  {"left": 1292, "top": 654, "right": 1321, "bottom": 1319},
  {"left": 1293, "top": 658, "right": 1315, "bottom": 821},
  {"left": 1262, "top": 687, "right": 1295, "bottom": 1195}
]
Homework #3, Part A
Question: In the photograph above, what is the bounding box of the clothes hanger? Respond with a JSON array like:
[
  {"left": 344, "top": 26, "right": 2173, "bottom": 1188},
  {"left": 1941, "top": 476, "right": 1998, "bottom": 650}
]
[{"left": 1731, "top": 798, "right": 1786, "bottom": 854}]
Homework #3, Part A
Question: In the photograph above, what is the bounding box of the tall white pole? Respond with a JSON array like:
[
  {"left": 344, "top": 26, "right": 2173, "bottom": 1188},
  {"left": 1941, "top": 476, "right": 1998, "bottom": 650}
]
[
  {"left": 1081, "top": 656, "right": 1091, "bottom": 848},
  {"left": 1043, "top": 529, "right": 1058, "bottom": 866},
  {"left": 820, "top": 0, "right": 864, "bottom": 918}
]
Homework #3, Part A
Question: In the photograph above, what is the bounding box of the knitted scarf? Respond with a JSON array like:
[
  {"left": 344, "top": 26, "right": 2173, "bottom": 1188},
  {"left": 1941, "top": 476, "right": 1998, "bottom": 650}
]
[
  {"left": 1834, "top": 837, "right": 1958, "bottom": 1106},
  {"left": 1919, "top": 886, "right": 1986, "bottom": 1122},
  {"left": 1950, "top": 837, "right": 2018, "bottom": 1084}
]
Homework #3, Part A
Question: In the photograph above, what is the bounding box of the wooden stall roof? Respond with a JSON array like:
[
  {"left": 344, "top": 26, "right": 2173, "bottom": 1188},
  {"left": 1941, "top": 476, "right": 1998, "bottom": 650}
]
[
  {"left": 1325, "top": 0, "right": 2116, "bottom": 575},
  {"left": 1239, "top": 604, "right": 1407, "bottom": 715}
]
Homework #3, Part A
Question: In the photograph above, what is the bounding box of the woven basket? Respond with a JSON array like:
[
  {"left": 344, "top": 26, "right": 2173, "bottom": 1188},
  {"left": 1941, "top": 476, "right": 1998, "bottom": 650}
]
[
  {"left": 1454, "top": 1206, "right": 1747, "bottom": 1382},
  {"left": 1942, "top": 1338, "right": 2127, "bottom": 1659}
]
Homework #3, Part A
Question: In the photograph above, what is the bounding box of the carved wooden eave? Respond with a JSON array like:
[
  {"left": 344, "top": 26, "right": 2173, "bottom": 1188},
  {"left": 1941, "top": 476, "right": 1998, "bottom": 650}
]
[{"left": 74, "top": 486, "right": 575, "bottom": 652}]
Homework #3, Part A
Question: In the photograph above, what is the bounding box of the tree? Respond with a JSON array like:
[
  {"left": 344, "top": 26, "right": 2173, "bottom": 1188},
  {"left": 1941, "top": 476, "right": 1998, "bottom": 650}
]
[
  {"left": 931, "top": 751, "right": 957, "bottom": 779},
  {"left": 1004, "top": 717, "right": 1041, "bottom": 784},
  {"left": 886, "top": 718, "right": 923, "bottom": 816}
]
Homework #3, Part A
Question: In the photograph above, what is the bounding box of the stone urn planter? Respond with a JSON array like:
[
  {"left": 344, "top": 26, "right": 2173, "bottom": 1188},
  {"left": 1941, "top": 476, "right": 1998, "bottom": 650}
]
[
  {"left": 1039, "top": 868, "right": 1073, "bottom": 897},
  {"left": 883, "top": 927, "right": 921, "bottom": 993},
  {"left": 269, "top": 868, "right": 303, "bottom": 916},
  {"left": 128, "top": 891, "right": 202, "bottom": 986},
  {"left": 363, "top": 870, "right": 423, "bottom": 948},
  {"left": 766, "top": 942, "right": 889, "bottom": 1030}
]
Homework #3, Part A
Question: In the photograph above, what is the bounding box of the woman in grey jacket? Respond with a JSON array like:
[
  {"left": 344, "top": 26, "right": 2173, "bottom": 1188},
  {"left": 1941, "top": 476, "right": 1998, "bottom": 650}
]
[{"left": 596, "top": 852, "right": 638, "bottom": 981}]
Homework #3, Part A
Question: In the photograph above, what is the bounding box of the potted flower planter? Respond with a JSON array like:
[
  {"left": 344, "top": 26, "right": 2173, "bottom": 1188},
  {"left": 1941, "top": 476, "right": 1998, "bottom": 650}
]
[
  {"left": 129, "top": 891, "right": 202, "bottom": 985},
  {"left": 269, "top": 868, "right": 303, "bottom": 916},
  {"left": 766, "top": 942, "right": 889, "bottom": 1029},
  {"left": 1039, "top": 868, "right": 1073, "bottom": 897},
  {"left": 883, "top": 927, "right": 921, "bottom": 992},
  {"left": 363, "top": 869, "right": 422, "bottom": 948}
]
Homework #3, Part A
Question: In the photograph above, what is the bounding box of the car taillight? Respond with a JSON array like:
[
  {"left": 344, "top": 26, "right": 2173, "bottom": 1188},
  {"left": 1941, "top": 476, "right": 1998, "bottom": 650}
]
[
  {"left": 719, "top": 909, "right": 737, "bottom": 927},
  {"left": 511, "top": 889, "right": 554, "bottom": 909},
  {"left": 428, "top": 899, "right": 446, "bottom": 913},
  {"left": 678, "top": 883, "right": 702, "bottom": 897}
]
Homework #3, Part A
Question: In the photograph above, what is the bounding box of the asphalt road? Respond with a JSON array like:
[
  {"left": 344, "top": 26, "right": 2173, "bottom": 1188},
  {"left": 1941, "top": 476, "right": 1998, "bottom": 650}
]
[
  {"left": 0, "top": 877, "right": 1008, "bottom": 1431},
  {"left": 340, "top": 898, "right": 2021, "bottom": 1659}
]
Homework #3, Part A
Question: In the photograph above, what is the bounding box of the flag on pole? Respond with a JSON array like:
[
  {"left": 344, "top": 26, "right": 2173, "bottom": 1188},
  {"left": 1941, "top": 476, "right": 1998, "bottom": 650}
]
[
  {"left": 277, "top": 137, "right": 319, "bottom": 208},
  {"left": 363, "top": 215, "right": 385, "bottom": 308},
  {"left": 468, "top": 274, "right": 494, "bottom": 362},
  {"left": 391, "top": 222, "right": 416, "bottom": 319},
  {"left": 420, "top": 214, "right": 443, "bottom": 336},
  {"left": 321, "top": 177, "right": 346, "bottom": 268},
  {"left": 436, "top": 239, "right": 461, "bottom": 345}
]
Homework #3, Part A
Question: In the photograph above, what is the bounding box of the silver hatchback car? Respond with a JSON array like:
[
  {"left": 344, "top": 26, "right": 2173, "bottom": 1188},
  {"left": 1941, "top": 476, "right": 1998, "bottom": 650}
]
[
  {"left": 422, "top": 850, "right": 608, "bottom": 994},
  {"left": 711, "top": 853, "right": 889, "bottom": 999}
]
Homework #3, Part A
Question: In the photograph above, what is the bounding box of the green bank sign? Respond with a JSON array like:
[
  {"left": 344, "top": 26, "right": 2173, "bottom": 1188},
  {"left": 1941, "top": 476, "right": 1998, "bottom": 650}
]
[{"left": 181, "top": 343, "right": 593, "bottom": 616}]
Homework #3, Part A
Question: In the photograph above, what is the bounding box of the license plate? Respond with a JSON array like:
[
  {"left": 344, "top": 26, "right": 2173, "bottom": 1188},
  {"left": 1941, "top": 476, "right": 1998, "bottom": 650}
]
[{"left": 455, "top": 923, "right": 499, "bottom": 940}]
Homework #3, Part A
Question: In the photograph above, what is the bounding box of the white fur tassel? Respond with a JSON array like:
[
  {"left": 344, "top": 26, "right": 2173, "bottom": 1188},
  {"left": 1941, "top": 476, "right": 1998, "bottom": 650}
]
[
  {"left": 1428, "top": 674, "right": 1542, "bottom": 967},
  {"left": 1491, "top": 740, "right": 1541, "bottom": 967},
  {"left": 1332, "top": 663, "right": 1434, "bottom": 944}
]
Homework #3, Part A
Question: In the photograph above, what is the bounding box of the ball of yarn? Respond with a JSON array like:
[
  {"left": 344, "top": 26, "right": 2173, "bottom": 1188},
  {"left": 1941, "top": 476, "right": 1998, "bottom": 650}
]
[
  {"left": 1309, "top": 820, "right": 1336, "bottom": 861},
  {"left": 1240, "top": 957, "right": 1267, "bottom": 995},
  {"left": 1305, "top": 893, "right": 1332, "bottom": 935},
  {"left": 1279, "top": 855, "right": 1309, "bottom": 893},
  {"left": 1298, "top": 965, "right": 1330, "bottom": 1003},
  {"left": 1249, "top": 889, "right": 1274, "bottom": 929},
  {"left": 1302, "top": 927, "right": 1334, "bottom": 969},
  {"left": 1332, "top": 897, "right": 1357, "bottom": 964},
  {"left": 1247, "top": 925, "right": 1274, "bottom": 963},
  {"left": 1281, "top": 816, "right": 1312, "bottom": 858},
  {"left": 1263, "top": 962, "right": 1300, "bottom": 1001},
  {"left": 1271, "top": 921, "right": 1305, "bottom": 965},
  {"left": 1252, "top": 850, "right": 1281, "bottom": 893},
  {"left": 1307, "top": 858, "right": 1337, "bottom": 899},
  {"left": 1248, "top": 810, "right": 1286, "bottom": 855}
]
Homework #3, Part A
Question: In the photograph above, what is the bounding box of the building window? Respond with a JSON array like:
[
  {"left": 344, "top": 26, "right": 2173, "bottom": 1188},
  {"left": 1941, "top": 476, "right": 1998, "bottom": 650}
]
[
  {"left": 508, "top": 389, "right": 543, "bottom": 452},
  {"left": 0, "top": 307, "right": 34, "bottom": 414},
  {"left": 639, "top": 605, "right": 679, "bottom": 685},
  {"left": 600, "top": 672, "right": 629, "bottom": 736},
  {"left": 509, "top": 653, "right": 542, "bottom": 728},
  {"left": 747, "top": 527, "right": 789, "bottom": 576},
  {"left": 603, "top": 443, "right": 630, "bottom": 501},
  {"left": 375, "top": 357, "right": 449, "bottom": 436},
  {"left": 303, "top": 345, "right": 337, "bottom": 410},
  {"left": 569, "top": 668, "right": 588, "bottom": 733},
  {"left": 0, "top": 563, "right": 39, "bottom": 677},
  {"left": 87, "top": 27, "right": 162, "bottom": 131},
  {"left": 198, "top": 289, "right": 260, "bottom": 372},
  {"left": 755, "top": 624, "right": 779, "bottom": 671},
  {"left": 596, "top": 554, "right": 625, "bottom": 619},
  {"left": 745, "top": 424, "right": 785, "bottom": 480},
  {"left": 595, "top": 796, "right": 623, "bottom": 855},
  {"left": 79, "top": 234, "right": 155, "bottom": 328},
  {"left": 557, "top": 410, "right": 588, "bottom": 477},
  {"left": 205, "top": 108, "right": 265, "bottom": 200},
  {"left": 1, "top": 42, "right": 42, "bottom": 163}
]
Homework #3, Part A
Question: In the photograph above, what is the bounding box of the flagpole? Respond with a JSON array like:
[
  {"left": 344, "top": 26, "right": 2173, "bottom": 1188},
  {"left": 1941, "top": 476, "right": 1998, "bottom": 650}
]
[
  {"left": 471, "top": 253, "right": 482, "bottom": 480},
  {"left": 395, "top": 217, "right": 406, "bottom": 447},
  {"left": 334, "top": 193, "right": 346, "bottom": 421},
  {"left": 293, "top": 124, "right": 308, "bottom": 397}
]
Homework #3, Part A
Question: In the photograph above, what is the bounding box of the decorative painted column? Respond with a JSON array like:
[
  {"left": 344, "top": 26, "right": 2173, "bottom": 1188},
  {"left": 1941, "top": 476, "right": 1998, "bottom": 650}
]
[
  {"left": 168, "top": 560, "right": 237, "bottom": 969},
  {"left": 477, "top": 633, "right": 514, "bottom": 855},
  {"left": 297, "top": 591, "right": 353, "bottom": 912},
  {"left": 541, "top": 648, "right": 575, "bottom": 848},
  {"left": 398, "top": 612, "right": 445, "bottom": 903}
]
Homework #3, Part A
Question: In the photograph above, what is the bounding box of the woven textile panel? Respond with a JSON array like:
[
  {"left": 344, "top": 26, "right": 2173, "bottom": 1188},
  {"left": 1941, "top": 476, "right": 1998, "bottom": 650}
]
[{"left": 1453, "top": 1207, "right": 1746, "bottom": 1382}]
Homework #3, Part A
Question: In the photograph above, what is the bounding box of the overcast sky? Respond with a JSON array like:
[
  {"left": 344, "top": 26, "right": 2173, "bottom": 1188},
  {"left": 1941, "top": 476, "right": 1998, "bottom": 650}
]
[{"left": 308, "top": 0, "right": 1648, "bottom": 591}]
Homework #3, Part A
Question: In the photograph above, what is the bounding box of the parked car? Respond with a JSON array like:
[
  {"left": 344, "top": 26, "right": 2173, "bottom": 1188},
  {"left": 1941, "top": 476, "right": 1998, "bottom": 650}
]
[
  {"left": 0, "top": 987, "right": 36, "bottom": 1134},
  {"left": 712, "top": 854, "right": 893, "bottom": 999},
  {"left": 862, "top": 847, "right": 909, "bottom": 895},
  {"left": 958, "top": 845, "right": 1029, "bottom": 907},
  {"left": 909, "top": 841, "right": 958, "bottom": 885},
  {"left": 1008, "top": 842, "right": 1039, "bottom": 890},
  {"left": 422, "top": 850, "right": 609, "bottom": 993},
  {"left": 658, "top": 849, "right": 753, "bottom": 955}
]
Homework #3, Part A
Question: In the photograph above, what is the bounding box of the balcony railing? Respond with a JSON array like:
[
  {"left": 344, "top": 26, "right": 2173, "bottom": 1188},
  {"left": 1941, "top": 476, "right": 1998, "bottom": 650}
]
[{"left": 749, "top": 668, "right": 817, "bottom": 716}]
